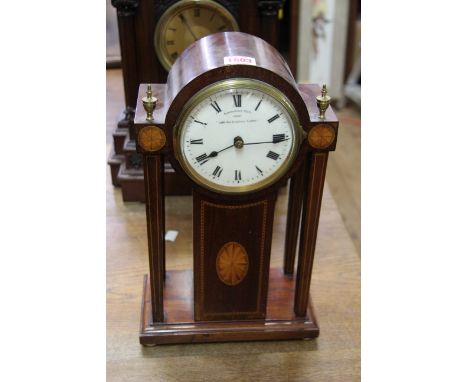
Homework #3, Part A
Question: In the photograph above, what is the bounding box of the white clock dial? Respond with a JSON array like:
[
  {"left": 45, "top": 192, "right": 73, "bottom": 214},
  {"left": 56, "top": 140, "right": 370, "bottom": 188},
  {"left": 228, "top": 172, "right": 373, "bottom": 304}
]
[{"left": 176, "top": 80, "right": 300, "bottom": 193}]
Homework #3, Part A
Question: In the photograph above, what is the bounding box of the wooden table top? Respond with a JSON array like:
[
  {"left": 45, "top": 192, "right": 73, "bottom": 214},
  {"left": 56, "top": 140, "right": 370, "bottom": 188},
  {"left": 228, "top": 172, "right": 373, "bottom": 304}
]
[{"left": 106, "top": 166, "right": 360, "bottom": 381}]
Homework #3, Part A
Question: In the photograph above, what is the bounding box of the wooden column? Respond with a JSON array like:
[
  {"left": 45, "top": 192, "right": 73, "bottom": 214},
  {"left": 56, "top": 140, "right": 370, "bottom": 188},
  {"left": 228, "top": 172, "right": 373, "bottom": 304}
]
[
  {"left": 283, "top": 162, "right": 305, "bottom": 274},
  {"left": 112, "top": 0, "right": 139, "bottom": 110},
  {"left": 258, "top": 1, "right": 283, "bottom": 48},
  {"left": 294, "top": 152, "right": 328, "bottom": 317},
  {"left": 143, "top": 154, "right": 165, "bottom": 322},
  {"left": 288, "top": 0, "right": 299, "bottom": 78},
  {"left": 239, "top": 0, "right": 260, "bottom": 35}
]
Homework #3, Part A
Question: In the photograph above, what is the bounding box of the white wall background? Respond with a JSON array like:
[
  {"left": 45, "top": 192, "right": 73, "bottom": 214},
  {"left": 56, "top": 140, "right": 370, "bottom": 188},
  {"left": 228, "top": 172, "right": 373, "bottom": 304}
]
[
  {"left": 106, "top": 2, "right": 120, "bottom": 63},
  {"left": 297, "top": 0, "right": 349, "bottom": 101}
]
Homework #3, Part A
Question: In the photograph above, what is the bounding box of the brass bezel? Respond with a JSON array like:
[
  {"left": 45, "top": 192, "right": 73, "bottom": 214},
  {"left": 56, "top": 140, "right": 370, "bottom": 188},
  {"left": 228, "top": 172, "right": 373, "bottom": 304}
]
[
  {"left": 174, "top": 78, "right": 302, "bottom": 195},
  {"left": 154, "top": 0, "right": 239, "bottom": 71}
]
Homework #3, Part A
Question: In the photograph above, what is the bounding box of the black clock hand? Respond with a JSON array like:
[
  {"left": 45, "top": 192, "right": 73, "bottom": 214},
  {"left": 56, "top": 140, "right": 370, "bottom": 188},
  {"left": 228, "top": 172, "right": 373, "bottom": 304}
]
[
  {"left": 243, "top": 138, "right": 290, "bottom": 145},
  {"left": 205, "top": 135, "right": 281, "bottom": 160},
  {"left": 207, "top": 144, "right": 234, "bottom": 158},
  {"left": 206, "top": 136, "right": 287, "bottom": 159},
  {"left": 178, "top": 14, "right": 198, "bottom": 41}
]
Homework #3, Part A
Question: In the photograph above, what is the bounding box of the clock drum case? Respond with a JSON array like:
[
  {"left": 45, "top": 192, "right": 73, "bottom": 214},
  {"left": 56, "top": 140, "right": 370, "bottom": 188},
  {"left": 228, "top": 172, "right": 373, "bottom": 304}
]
[{"left": 133, "top": 32, "right": 338, "bottom": 345}]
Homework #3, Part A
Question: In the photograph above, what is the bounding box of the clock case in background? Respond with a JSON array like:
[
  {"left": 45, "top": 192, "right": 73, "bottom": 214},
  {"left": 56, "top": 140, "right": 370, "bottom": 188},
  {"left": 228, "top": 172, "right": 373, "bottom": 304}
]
[{"left": 108, "top": 0, "right": 299, "bottom": 202}]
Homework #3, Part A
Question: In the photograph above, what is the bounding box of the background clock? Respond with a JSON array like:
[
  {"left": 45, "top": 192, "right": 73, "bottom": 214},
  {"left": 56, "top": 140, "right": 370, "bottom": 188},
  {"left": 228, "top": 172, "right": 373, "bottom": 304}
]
[
  {"left": 175, "top": 79, "right": 301, "bottom": 193},
  {"left": 109, "top": 0, "right": 299, "bottom": 202},
  {"left": 154, "top": 0, "right": 239, "bottom": 70}
]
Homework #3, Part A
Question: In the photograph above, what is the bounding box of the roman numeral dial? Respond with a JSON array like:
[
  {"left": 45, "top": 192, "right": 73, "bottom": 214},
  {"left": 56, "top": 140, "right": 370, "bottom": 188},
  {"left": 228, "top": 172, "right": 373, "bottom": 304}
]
[
  {"left": 273, "top": 134, "right": 286, "bottom": 143},
  {"left": 266, "top": 151, "right": 280, "bottom": 160},
  {"left": 179, "top": 83, "right": 298, "bottom": 193},
  {"left": 196, "top": 153, "right": 209, "bottom": 165},
  {"left": 210, "top": 101, "right": 222, "bottom": 113},
  {"left": 255, "top": 98, "right": 263, "bottom": 111},
  {"left": 268, "top": 114, "right": 280, "bottom": 123},
  {"left": 233, "top": 94, "right": 241, "bottom": 108},
  {"left": 212, "top": 166, "right": 223, "bottom": 177}
]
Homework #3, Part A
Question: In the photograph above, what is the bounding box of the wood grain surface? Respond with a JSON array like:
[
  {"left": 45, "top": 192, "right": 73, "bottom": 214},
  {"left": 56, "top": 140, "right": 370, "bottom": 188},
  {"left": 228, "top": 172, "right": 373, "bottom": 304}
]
[
  {"left": 139, "top": 269, "right": 319, "bottom": 345},
  {"left": 107, "top": 174, "right": 360, "bottom": 381},
  {"left": 107, "top": 68, "right": 360, "bottom": 381}
]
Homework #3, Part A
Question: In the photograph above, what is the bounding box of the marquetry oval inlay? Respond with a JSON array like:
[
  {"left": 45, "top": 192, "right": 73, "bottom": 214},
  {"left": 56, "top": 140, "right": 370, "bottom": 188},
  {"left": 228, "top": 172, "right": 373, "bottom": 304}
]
[
  {"left": 216, "top": 242, "right": 249, "bottom": 286},
  {"left": 138, "top": 125, "right": 166, "bottom": 152},
  {"left": 308, "top": 124, "right": 335, "bottom": 149}
]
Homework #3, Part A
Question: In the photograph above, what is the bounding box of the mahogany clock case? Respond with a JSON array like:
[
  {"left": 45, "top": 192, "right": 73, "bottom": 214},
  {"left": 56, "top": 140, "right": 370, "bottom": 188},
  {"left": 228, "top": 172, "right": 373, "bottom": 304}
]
[
  {"left": 134, "top": 32, "right": 339, "bottom": 344},
  {"left": 153, "top": 39, "right": 310, "bottom": 195},
  {"left": 135, "top": 33, "right": 338, "bottom": 199},
  {"left": 109, "top": 0, "right": 299, "bottom": 202}
]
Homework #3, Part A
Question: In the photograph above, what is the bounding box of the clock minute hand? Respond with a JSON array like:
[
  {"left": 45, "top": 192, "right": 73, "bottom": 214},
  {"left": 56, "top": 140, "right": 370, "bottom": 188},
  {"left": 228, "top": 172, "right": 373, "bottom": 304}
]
[
  {"left": 243, "top": 138, "right": 290, "bottom": 145},
  {"left": 206, "top": 136, "right": 287, "bottom": 158},
  {"left": 178, "top": 14, "right": 198, "bottom": 41}
]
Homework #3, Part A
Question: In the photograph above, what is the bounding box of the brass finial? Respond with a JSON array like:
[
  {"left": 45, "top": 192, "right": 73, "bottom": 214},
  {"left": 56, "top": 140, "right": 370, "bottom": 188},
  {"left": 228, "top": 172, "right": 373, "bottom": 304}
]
[
  {"left": 142, "top": 85, "right": 158, "bottom": 121},
  {"left": 316, "top": 84, "right": 331, "bottom": 119}
]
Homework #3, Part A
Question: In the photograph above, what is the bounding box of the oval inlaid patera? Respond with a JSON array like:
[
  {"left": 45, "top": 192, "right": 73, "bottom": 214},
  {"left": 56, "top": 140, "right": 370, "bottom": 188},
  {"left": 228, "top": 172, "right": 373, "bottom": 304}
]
[
  {"left": 138, "top": 125, "right": 166, "bottom": 152},
  {"left": 308, "top": 124, "right": 336, "bottom": 149},
  {"left": 216, "top": 242, "right": 249, "bottom": 286}
]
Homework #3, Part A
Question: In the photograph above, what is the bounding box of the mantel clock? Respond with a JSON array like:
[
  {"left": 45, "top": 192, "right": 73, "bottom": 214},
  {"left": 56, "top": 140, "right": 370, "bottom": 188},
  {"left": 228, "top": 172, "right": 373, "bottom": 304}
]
[{"left": 133, "top": 32, "right": 338, "bottom": 344}]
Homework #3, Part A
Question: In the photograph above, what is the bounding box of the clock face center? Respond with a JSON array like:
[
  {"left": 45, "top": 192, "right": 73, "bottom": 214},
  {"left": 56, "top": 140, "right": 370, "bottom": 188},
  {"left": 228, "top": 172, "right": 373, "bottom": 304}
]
[{"left": 234, "top": 136, "right": 244, "bottom": 149}]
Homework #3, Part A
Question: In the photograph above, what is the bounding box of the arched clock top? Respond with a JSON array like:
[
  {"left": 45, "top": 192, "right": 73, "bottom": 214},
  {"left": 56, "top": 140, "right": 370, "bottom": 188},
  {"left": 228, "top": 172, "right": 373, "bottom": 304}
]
[
  {"left": 133, "top": 33, "right": 338, "bottom": 147},
  {"left": 164, "top": 32, "right": 310, "bottom": 129},
  {"left": 167, "top": 32, "right": 295, "bottom": 92}
]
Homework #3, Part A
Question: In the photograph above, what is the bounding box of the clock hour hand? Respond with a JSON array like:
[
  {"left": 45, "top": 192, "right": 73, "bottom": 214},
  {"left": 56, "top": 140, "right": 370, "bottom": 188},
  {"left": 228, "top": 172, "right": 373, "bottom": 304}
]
[
  {"left": 207, "top": 144, "right": 234, "bottom": 158},
  {"left": 178, "top": 14, "right": 198, "bottom": 41}
]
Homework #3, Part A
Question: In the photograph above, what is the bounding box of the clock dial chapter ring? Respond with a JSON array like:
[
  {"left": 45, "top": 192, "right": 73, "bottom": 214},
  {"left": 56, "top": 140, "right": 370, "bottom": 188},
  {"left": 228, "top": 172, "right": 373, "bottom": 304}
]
[
  {"left": 153, "top": 0, "right": 239, "bottom": 71},
  {"left": 173, "top": 79, "right": 302, "bottom": 194}
]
